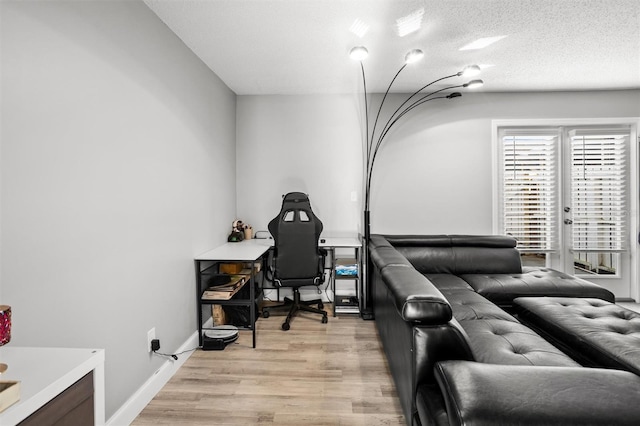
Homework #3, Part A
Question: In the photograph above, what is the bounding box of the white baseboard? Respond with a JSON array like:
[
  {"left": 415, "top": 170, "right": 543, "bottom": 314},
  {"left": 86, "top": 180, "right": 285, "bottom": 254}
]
[{"left": 107, "top": 331, "right": 199, "bottom": 426}]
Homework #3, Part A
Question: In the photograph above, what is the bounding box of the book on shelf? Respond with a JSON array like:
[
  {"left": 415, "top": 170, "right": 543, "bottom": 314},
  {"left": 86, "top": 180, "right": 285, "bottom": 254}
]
[
  {"left": 202, "top": 274, "right": 249, "bottom": 300},
  {"left": 335, "top": 305, "right": 360, "bottom": 314}
]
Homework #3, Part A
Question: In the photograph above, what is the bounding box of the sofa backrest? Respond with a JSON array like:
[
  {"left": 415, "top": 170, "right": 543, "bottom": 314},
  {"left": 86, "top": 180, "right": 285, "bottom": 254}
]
[{"left": 381, "top": 234, "right": 523, "bottom": 275}]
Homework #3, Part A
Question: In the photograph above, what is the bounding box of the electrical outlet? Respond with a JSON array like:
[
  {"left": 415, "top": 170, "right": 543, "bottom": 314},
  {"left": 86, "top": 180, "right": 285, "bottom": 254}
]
[
  {"left": 151, "top": 339, "right": 160, "bottom": 352},
  {"left": 147, "top": 327, "right": 156, "bottom": 353}
]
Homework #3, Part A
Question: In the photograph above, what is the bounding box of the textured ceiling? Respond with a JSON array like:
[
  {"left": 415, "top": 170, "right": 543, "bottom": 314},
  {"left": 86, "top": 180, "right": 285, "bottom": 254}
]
[{"left": 144, "top": 0, "right": 640, "bottom": 95}]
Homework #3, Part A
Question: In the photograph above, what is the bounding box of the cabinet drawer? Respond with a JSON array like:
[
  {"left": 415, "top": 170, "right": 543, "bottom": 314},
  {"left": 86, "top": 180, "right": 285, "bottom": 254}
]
[{"left": 19, "top": 372, "right": 94, "bottom": 426}]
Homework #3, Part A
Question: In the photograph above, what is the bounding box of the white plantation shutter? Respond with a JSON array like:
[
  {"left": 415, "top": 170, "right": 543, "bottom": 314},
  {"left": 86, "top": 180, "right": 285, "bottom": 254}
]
[
  {"left": 500, "top": 131, "right": 558, "bottom": 252},
  {"left": 570, "top": 129, "right": 629, "bottom": 252}
]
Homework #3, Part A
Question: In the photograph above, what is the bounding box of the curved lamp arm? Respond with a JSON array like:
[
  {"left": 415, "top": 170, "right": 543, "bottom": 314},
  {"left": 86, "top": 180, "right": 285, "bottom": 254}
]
[
  {"left": 365, "top": 92, "right": 462, "bottom": 210},
  {"left": 367, "top": 64, "right": 407, "bottom": 167},
  {"left": 377, "top": 73, "right": 459, "bottom": 140},
  {"left": 373, "top": 84, "right": 465, "bottom": 164}
]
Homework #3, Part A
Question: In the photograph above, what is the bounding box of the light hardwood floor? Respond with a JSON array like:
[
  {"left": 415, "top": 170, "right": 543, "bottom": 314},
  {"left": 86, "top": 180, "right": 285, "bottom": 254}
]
[{"left": 133, "top": 308, "right": 405, "bottom": 425}]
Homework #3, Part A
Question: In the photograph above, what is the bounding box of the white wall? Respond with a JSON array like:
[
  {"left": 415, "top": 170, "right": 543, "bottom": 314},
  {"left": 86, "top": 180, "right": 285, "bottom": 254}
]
[
  {"left": 237, "top": 90, "right": 640, "bottom": 236},
  {"left": 0, "top": 0, "right": 236, "bottom": 419},
  {"left": 236, "top": 94, "right": 364, "bottom": 235},
  {"left": 0, "top": 0, "right": 3, "bottom": 304}
]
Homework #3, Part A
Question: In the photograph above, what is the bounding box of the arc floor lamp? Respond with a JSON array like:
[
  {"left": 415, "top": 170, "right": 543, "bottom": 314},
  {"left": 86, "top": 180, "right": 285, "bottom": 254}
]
[{"left": 350, "top": 46, "right": 484, "bottom": 318}]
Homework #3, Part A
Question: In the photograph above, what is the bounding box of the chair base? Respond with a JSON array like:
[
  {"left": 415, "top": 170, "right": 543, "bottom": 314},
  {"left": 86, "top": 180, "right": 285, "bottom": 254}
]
[{"left": 262, "top": 288, "right": 328, "bottom": 330}]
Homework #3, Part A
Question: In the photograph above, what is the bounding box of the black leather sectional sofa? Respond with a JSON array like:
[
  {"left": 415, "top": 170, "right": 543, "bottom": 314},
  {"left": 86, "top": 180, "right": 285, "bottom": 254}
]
[{"left": 369, "top": 234, "right": 640, "bottom": 425}]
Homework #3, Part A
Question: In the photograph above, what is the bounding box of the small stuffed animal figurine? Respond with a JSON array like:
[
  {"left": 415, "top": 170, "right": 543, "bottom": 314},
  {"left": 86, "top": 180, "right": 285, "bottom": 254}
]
[{"left": 228, "top": 220, "right": 245, "bottom": 242}]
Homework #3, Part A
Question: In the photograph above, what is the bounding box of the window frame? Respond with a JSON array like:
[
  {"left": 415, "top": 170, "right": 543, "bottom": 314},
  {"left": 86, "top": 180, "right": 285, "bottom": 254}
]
[
  {"left": 492, "top": 118, "right": 639, "bottom": 300},
  {"left": 568, "top": 128, "right": 630, "bottom": 253}
]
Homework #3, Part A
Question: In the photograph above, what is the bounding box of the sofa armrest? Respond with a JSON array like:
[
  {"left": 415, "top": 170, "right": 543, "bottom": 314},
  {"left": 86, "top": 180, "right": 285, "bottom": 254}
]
[
  {"left": 380, "top": 264, "right": 452, "bottom": 323},
  {"left": 433, "top": 361, "right": 640, "bottom": 426}
]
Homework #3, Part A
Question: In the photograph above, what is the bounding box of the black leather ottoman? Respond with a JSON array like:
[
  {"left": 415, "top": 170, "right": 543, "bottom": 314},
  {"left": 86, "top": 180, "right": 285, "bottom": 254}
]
[
  {"left": 443, "top": 289, "right": 581, "bottom": 367},
  {"left": 514, "top": 296, "right": 640, "bottom": 374}
]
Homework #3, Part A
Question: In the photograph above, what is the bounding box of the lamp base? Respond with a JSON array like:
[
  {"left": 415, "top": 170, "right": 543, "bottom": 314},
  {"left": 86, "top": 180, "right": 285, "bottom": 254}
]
[{"left": 0, "top": 363, "right": 7, "bottom": 374}]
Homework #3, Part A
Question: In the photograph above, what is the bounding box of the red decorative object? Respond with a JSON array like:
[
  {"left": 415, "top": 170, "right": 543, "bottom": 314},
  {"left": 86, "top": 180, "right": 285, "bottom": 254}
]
[{"left": 0, "top": 305, "right": 11, "bottom": 346}]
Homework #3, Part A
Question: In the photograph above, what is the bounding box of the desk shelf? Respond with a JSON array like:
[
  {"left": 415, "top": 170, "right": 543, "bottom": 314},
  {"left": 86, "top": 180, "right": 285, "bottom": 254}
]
[
  {"left": 196, "top": 263, "right": 263, "bottom": 348},
  {"left": 195, "top": 241, "right": 271, "bottom": 348},
  {"left": 329, "top": 247, "right": 362, "bottom": 316}
]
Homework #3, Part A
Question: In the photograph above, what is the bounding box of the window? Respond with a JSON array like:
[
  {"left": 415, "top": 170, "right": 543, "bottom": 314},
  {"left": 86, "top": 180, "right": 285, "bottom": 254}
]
[
  {"left": 499, "top": 130, "right": 558, "bottom": 252},
  {"left": 570, "top": 130, "right": 628, "bottom": 252},
  {"left": 570, "top": 129, "right": 629, "bottom": 275},
  {"left": 496, "top": 123, "right": 633, "bottom": 276}
]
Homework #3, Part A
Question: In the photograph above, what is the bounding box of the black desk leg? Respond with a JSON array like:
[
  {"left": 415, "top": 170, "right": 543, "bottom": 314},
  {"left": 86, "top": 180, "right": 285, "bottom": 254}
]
[{"left": 250, "top": 271, "right": 256, "bottom": 348}]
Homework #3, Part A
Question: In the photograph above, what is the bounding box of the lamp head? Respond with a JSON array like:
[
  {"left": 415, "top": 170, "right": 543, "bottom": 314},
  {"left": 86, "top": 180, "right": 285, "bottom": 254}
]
[
  {"left": 404, "top": 49, "right": 424, "bottom": 64},
  {"left": 447, "top": 92, "right": 462, "bottom": 99},
  {"left": 459, "top": 65, "right": 481, "bottom": 77},
  {"left": 349, "top": 46, "right": 369, "bottom": 61},
  {"left": 463, "top": 79, "right": 484, "bottom": 89}
]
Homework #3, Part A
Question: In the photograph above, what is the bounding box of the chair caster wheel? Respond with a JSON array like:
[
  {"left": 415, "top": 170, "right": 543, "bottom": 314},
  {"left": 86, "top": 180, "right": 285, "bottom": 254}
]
[
  {"left": 262, "top": 310, "right": 270, "bottom": 318},
  {"left": 318, "top": 302, "right": 324, "bottom": 310},
  {"left": 282, "top": 322, "right": 290, "bottom": 331},
  {"left": 321, "top": 316, "right": 328, "bottom": 324}
]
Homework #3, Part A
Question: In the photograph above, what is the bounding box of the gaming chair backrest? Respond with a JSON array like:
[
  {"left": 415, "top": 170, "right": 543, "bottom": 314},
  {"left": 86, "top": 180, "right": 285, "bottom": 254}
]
[{"left": 268, "top": 192, "right": 323, "bottom": 285}]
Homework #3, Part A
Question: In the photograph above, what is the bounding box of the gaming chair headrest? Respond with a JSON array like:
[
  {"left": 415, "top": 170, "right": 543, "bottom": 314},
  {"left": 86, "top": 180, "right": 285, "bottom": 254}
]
[
  {"left": 282, "top": 192, "right": 310, "bottom": 204},
  {"left": 269, "top": 192, "right": 322, "bottom": 238}
]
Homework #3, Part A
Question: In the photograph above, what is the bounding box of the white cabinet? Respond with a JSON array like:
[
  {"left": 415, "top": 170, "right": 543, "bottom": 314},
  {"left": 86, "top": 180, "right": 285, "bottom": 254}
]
[{"left": 0, "top": 347, "right": 105, "bottom": 425}]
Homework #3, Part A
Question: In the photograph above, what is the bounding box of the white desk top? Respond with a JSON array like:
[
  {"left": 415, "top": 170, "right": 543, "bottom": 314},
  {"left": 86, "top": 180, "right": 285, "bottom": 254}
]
[
  {"left": 195, "top": 239, "right": 272, "bottom": 261},
  {"left": 0, "top": 346, "right": 105, "bottom": 425},
  {"left": 195, "top": 236, "right": 361, "bottom": 261},
  {"left": 319, "top": 237, "right": 362, "bottom": 248}
]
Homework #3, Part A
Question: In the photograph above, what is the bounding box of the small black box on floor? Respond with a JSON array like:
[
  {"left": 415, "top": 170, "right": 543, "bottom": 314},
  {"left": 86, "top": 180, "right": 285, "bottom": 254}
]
[{"left": 202, "top": 326, "right": 238, "bottom": 351}]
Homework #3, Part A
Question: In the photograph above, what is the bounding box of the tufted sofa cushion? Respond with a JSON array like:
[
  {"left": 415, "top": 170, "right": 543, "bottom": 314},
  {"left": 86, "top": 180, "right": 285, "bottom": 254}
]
[
  {"left": 441, "top": 287, "right": 517, "bottom": 322},
  {"left": 459, "top": 318, "right": 580, "bottom": 367},
  {"left": 460, "top": 267, "right": 615, "bottom": 307},
  {"left": 514, "top": 297, "right": 640, "bottom": 375}
]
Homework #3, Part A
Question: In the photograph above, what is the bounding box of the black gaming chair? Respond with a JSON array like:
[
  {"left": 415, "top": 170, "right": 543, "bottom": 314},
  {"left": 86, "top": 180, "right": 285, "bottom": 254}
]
[{"left": 262, "top": 192, "right": 328, "bottom": 330}]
